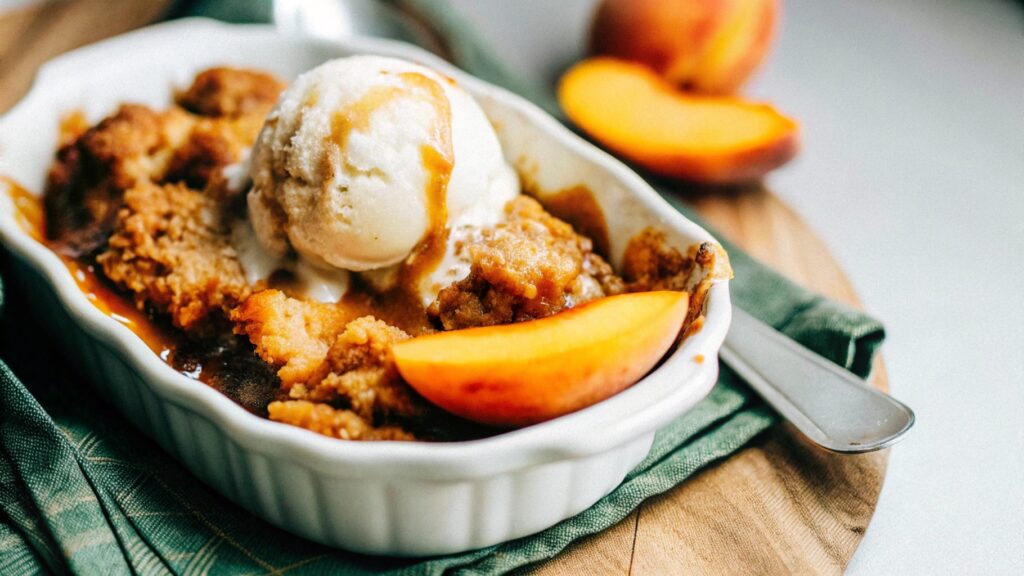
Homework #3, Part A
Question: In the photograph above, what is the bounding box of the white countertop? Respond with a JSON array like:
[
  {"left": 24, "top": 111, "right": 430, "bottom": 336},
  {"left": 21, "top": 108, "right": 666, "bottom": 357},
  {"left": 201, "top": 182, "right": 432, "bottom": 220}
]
[
  {"left": 749, "top": 1, "right": 1023, "bottom": 572},
  {"left": 447, "top": 0, "right": 1024, "bottom": 572},
  {"left": 751, "top": 0, "right": 1024, "bottom": 572}
]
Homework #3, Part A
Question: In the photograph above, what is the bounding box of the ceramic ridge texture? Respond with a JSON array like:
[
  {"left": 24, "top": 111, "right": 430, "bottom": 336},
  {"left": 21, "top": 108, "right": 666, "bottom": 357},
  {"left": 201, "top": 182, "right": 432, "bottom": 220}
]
[{"left": 0, "top": 19, "right": 731, "bottom": 555}]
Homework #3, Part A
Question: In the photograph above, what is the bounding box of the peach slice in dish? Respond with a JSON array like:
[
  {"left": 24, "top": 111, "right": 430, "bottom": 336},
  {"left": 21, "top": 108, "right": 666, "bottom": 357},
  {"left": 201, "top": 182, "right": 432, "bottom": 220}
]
[{"left": 393, "top": 291, "right": 690, "bottom": 427}]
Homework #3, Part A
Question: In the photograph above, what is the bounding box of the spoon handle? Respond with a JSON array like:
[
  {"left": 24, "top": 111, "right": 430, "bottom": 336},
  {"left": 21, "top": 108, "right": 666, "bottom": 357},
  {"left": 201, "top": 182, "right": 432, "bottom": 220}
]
[{"left": 720, "top": 305, "right": 914, "bottom": 453}]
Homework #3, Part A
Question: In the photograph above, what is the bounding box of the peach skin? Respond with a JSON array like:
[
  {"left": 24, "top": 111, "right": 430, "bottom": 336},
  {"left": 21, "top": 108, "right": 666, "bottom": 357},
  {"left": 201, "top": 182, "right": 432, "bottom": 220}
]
[
  {"left": 392, "top": 291, "right": 690, "bottom": 428},
  {"left": 558, "top": 57, "right": 799, "bottom": 184},
  {"left": 590, "top": 0, "right": 779, "bottom": 94}
]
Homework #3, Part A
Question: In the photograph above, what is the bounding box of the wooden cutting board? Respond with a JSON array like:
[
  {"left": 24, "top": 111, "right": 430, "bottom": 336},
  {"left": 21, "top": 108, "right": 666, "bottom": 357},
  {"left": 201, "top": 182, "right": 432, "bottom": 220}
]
[{"left": 0, "top": 3, "right": 890, "bottom": 574}]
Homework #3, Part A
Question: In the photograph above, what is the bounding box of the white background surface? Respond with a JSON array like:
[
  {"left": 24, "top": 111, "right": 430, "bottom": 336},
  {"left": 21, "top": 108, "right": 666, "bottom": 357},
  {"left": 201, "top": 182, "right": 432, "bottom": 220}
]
[{"left": 445, "top": 0, "right": 1024, "bottom": 572}]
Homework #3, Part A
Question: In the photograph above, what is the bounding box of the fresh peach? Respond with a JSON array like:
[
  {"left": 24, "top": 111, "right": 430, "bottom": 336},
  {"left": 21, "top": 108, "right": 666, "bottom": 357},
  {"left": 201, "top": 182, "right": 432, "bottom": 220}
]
[
  {"left": 392, "top": 291, "right": 689, "bottom": 428},
  {"left": 558, "top": 57, "right": 798, "bottom": 183},
  {"left": 590, "top": 0, "right": 778, "bottom": 94}
]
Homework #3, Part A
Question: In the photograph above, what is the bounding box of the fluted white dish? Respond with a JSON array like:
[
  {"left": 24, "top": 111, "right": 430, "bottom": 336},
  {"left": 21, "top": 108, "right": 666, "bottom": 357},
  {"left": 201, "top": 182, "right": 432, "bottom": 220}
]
[{"left": 0, "top": 19, "right": 731, "bottom": 556}]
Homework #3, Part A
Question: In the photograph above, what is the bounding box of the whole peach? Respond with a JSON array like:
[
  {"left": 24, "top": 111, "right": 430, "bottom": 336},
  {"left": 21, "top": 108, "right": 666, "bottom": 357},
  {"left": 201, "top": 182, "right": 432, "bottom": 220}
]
[{"left": 589, "top": 0, "right": 779, "bottom": 94}]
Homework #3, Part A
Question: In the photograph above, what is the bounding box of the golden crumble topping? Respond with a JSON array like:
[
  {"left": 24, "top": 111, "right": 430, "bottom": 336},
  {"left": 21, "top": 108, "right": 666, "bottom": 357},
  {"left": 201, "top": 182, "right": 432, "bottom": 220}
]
[
  {"left": 622, "top": 228, "right": 697, "bottom": 292},
  {"left": 296, "top": 316, "right": 425, "bottom": 423},
  {"left": 233, "top": 295, "right": 431, "bottom": 433},
  {"left": 45, "top": 104, "right": 194, "bottom": 254},
  {"left": 431, "top": 196, "right": 624, "bottom": 330},
  {"left": 177, "top": 67, "right": 285, "bottom": 118},
  {"left": 44, "top": 68, "right": 283, "bottom": 256},
  {"left": 231, "top": 289, "right": 353, "bottom": 386},
  {"left": 267, "top": 400, "right": 415, "bottom": 441},
  {"left": 97, "top": 181, "right": 250, "bottom": 331}
]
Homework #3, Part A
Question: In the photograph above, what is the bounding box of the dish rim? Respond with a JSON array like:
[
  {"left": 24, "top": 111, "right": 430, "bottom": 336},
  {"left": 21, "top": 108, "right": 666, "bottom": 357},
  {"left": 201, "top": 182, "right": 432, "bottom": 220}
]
[{"left": 0, "top": 18, "right": 731, "bottom": 480}]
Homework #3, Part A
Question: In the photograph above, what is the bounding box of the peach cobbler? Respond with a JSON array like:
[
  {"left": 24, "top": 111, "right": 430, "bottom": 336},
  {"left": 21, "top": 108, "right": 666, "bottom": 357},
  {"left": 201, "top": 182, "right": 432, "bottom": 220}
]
[{"left": 9, "top": 57, "right": 728, "bottom": 441}]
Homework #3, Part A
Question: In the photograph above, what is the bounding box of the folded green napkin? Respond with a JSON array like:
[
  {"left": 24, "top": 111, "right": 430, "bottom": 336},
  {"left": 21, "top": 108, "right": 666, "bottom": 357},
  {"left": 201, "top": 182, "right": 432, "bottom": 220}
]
[{"left": 0, "top": 3, "right": 884, "bottom": 574}]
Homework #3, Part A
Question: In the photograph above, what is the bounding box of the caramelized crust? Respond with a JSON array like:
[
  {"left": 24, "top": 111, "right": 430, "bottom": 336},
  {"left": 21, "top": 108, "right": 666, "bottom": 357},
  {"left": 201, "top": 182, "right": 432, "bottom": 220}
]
[
  {"left": 97, "top": 181, "right": 250, "bottom": 331},
  {"left": 177, "top": 67, "right": 285, "bottom": 118},
  {"left": 431, "top": 196, "right": 623, "bottom": 329},
  {"left": 44, "top": 104, "right": 193, "bottom": 254},
  {"left": 45, "top": 68, "right": 285, "bottom": 254},
  {"left": 623, "top": 229, "right": 726, "bottom": 333},
  {"left": 621, "top": 228, "right": 696, "bottom": 291}
]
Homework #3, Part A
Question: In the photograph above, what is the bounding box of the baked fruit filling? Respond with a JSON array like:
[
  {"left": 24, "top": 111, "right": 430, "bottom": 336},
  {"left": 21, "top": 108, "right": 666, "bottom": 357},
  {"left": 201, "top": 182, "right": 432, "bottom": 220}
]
[{"left": 20, "top": 64, "right": 728, "bottom": 442}]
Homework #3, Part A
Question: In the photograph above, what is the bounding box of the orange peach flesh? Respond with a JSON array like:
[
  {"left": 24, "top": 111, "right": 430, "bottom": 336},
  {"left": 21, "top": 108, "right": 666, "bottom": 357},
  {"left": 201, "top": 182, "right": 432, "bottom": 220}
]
[
  {"left": 392, "top": 291, "right": 690, "bottom": 428},
  {"left": 558, "top": 57, "right": 798, "bottom": 183}
]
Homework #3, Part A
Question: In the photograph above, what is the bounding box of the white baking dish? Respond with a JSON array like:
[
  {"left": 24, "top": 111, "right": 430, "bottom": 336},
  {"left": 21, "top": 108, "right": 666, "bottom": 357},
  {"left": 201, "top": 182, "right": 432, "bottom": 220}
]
[{"left": 0, "top": 19, "right": 731, "bottom": 556}]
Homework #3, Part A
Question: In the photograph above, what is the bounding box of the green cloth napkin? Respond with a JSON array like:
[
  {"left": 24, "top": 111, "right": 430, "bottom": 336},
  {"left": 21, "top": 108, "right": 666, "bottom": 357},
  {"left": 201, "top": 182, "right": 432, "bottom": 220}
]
[{"left": 0, "top": 3, "right": 885, "bottom": 574}]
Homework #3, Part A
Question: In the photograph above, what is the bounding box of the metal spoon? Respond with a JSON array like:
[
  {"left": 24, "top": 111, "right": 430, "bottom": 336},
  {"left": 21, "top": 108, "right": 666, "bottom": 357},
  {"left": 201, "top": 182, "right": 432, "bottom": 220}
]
[
  {"left": 722, "top": 305, "right": 914, "bottom": 452},
  {"left": 272, "top": 0, "right": 915, "bottom": 453}
]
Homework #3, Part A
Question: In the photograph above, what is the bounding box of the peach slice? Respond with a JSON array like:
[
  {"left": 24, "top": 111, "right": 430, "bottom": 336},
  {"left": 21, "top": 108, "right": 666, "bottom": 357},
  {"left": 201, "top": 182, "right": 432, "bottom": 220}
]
[
  {"left": 392, "top": 291, "right": 689, "bottom": 427},
  {"left": 558, "top": 57, "right": 799, "bottom": 184}
]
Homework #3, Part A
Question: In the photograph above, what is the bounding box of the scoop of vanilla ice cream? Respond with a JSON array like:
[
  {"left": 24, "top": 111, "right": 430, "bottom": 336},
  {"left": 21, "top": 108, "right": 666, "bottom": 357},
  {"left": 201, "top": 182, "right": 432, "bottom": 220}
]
[{"left": 248, "top": 55, "right": 518, "bottom": 274}]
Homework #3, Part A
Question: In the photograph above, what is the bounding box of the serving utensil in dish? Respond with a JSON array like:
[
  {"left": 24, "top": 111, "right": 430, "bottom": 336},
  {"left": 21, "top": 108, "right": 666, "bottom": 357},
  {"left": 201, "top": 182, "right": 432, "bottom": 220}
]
[{"left": 0, "top": 19, "right": 731, "bottom": 555}]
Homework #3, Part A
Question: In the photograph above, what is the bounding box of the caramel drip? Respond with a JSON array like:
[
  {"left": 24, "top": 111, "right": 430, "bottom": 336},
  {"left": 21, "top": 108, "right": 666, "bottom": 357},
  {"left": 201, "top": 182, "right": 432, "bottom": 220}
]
[
  {"left": 325, "top": 84, "right": 405, "bottom": 181},
  {"left": 3, "top": 177, "right": 45, "bottom": 242},
  {"left": 58, "top": 110, "right": 89, "bottom": 147},
  {"left": 538, "top": 185, "right": 611, "bottom": 258},
  {"left": 325, "top": 71, "right": 454, "bottom": 324},
  {"left": 63, "top": 259, "right": 177, "bottom": 354},
  {"left": 338, "top": 280, "right": 436, "bottom": 336},
  {"left": 392, "top": 73, "right": 452, "bottom": 331},
  {"left": 398, "top": 142, "right": 452, "bottom": 285}
]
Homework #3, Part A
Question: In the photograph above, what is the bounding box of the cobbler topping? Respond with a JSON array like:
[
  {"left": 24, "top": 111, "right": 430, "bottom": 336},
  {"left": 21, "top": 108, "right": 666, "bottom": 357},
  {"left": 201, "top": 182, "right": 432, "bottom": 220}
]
[
  {"left": 97, "top": 181, "right": 250, "bottom": 331},
  {"left": 430, "top": 195, "right": 624, "bottom": 330},
  {"left": 176, "top": 67, "right": 287, "bottom": 118}
]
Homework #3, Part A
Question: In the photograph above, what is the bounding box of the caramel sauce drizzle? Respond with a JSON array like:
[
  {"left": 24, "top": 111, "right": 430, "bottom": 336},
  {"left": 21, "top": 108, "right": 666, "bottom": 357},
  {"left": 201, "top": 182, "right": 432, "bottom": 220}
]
[
  {"left": 5, "top": 178, "right": 45, "bottom": 242},
  {"left": 58, "top": 110, "right": 90, "bottom": 146},
  {"left": 397, "top": 72, "right": 454, "bottom": 279},
  {"left": 538, "top": 185, "right": 611, "bottom": 258},
  {"left": 323, "top": 71, "right": 454, "bottom": 334}
]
